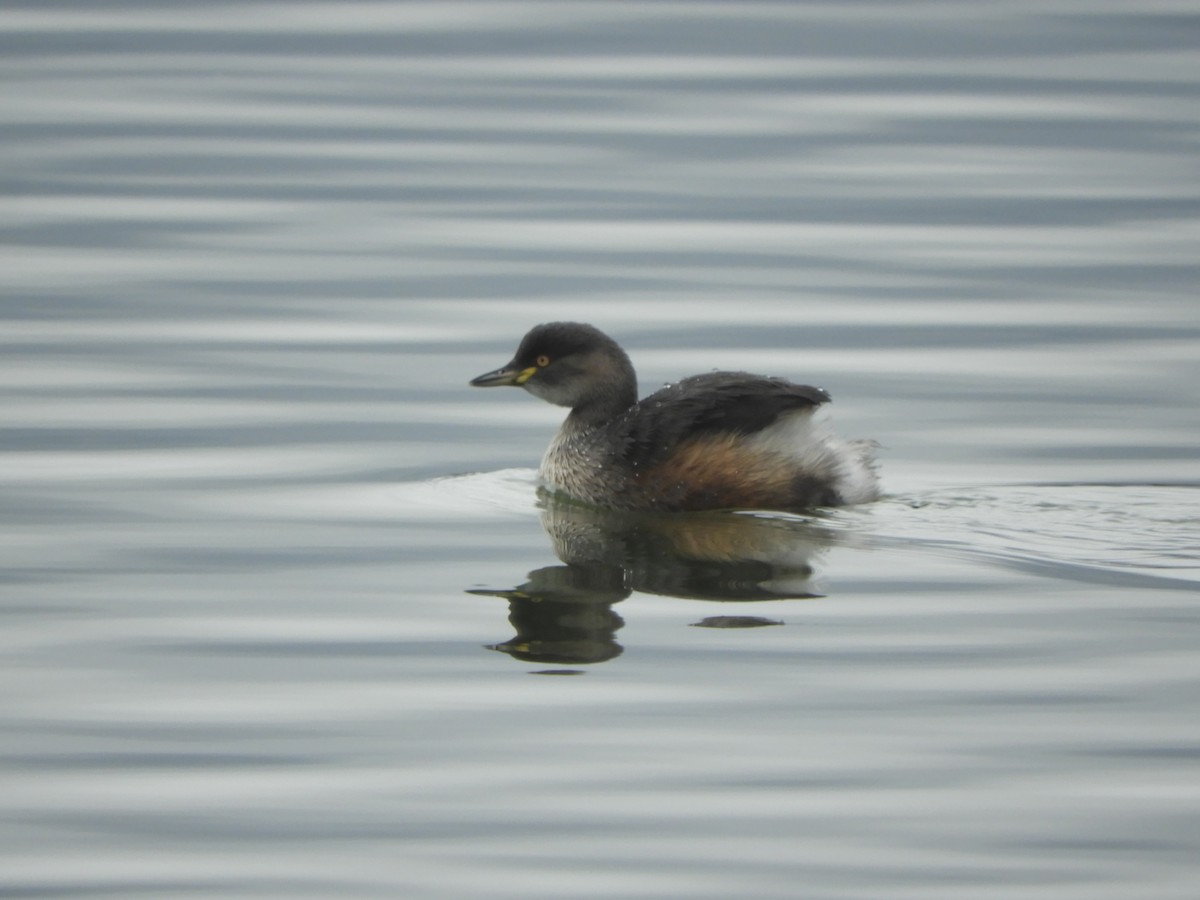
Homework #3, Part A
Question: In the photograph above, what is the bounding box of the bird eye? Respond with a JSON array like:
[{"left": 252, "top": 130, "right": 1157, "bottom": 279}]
[{"left": 536, "top": 355, "right": 550, "bottom": 367}]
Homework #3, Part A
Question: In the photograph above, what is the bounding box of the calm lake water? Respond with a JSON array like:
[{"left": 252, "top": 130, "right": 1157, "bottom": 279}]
[{"left": 3, "top": 2, "right": 1199, "bottom": 898}]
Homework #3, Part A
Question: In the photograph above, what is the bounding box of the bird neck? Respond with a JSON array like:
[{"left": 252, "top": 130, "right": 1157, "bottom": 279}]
[{"left": 566, "top": 378, "right": 637, "bottom": 429}]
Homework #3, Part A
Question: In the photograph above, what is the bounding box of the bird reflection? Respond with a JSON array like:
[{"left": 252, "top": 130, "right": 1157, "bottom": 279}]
[
  {"left": 469, "top": 562, "right": 628, "bottom": 665},
  {"left": 470, "top": 490, "right": 842, "bottom": 667}
]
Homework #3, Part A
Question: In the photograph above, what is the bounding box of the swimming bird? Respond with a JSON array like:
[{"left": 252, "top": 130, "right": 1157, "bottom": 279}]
[{"left": 470, "top": 322, "right": 879, "bottom": 512}]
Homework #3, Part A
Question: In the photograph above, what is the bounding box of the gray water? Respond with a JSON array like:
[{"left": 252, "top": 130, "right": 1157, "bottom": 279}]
[{"left": 3, "top": 2, "right": 1199, "bottom": 898}]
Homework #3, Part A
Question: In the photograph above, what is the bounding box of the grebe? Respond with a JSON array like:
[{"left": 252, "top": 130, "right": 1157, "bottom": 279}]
[{"left": 470, "top": 322, "right": 879, "bottom": 512}]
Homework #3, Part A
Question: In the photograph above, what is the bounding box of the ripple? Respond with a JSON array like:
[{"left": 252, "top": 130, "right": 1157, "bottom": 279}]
[{"left": 863, "top": 483, "right": 1200, "bottom": 590}]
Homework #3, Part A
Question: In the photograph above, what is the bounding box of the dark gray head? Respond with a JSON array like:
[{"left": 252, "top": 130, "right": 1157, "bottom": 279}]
[{"left": 469, "top": 322, "right": 638, "bottom": 417}]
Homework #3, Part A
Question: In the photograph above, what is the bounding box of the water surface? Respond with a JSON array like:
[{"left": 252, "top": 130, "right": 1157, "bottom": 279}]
[{"left": 3, "top": 2, "right": 1199, "bottom": 898}]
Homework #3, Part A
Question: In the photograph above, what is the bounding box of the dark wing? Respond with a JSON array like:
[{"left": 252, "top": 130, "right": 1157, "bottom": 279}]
[{"left": 609, "top": 371, "right": 830, "bottom": 469}]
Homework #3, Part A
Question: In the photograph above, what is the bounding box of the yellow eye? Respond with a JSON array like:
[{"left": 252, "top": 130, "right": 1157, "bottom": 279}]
[{"left": 536, "top": 355, "right": 550, "bottom": 367}]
